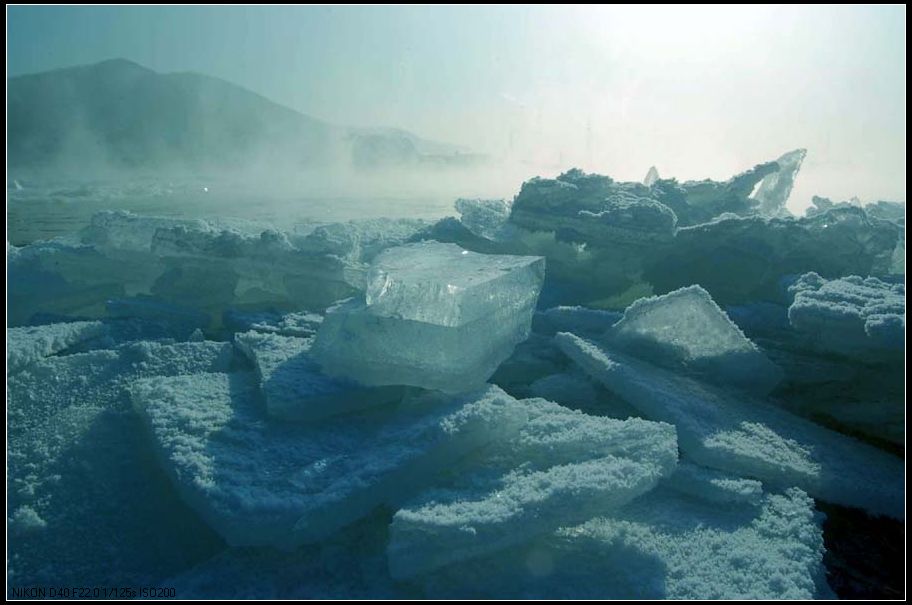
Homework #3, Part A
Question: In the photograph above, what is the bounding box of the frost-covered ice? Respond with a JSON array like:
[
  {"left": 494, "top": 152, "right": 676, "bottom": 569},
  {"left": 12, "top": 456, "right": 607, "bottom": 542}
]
[
  {"left": 454, "top": 198, "right": 513, "bottom": 240},
  {"left": 234, "top": 330, "right": 402, "bottom": 421},
  {"left": 131, "top": 376, "right": 527, "bottom": 548},
  {"left": 312, "top": 242, "right": 544, "bottom": 392},
  {"left": 418, "top": 484, "right": 827, "bottom": 599},
  {"left": 7, "top": 320, "right": 106, "bottom": 373},
  {"left": 788, "top": 272, "right": 905, "bottom": 359},
  {"left": 606, "top": 285, "right": 783, "bottom": 393},
  {"left": 557, "top": 333, "right": 904, "bottom": 519},
  {"left": 388, "top": 398, "right": 677, "bottom": 578},
  {"left": 7, "top": 340, "right": 235, "bottom": 588}
]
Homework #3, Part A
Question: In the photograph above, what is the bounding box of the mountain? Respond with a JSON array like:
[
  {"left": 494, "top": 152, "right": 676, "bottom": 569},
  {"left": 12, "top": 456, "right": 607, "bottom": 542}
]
[{"left": 7, "top": 59, "right": 483, "bottom": 173}]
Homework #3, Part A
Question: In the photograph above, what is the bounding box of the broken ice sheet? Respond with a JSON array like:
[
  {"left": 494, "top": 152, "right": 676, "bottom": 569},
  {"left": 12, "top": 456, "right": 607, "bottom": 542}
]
[
  {"left": 312, "top": 241, "right": 545, "bottom": 392},
  {"left": 7, "top": 320, "right": 106, "bottom": 373},
  {"left": 606, "top": 285, "right": 783, "bottom": 394},
  {"left": 788, "top": 272, "right": 905, "bottom": 359},
  {"left": 130, "top": 375, "right": 527, "bottom": 548},
  {"left": 556, "top": 332, "right": 904, "bottom": 519},
  {"left": 387, "top": 398, "right": 677, "bottom": 578},
  {"left": 7, "top": 339, "right": 235, "bottom": 588},
  {"left": 234, "top": 330, "right": 403, "bottom": 421}
]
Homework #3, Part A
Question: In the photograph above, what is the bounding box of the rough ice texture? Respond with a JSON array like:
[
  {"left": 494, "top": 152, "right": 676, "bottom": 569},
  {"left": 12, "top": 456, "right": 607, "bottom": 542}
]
[
  {"left": 388, "top": 397, "right": 677, "bottom": 578},
  {"left": 650, "top": 160, "right": 778, "bottom": 227},
  {"left": 234, "top": 330, "right": 401, "bottom": 421},
  {"left": 788, "top": 272, "right": 905, "bottom": 360},
  {"left": 606, "top": 285, "right": 783, "bottom": 394},
  {"left": 647, "top": 207, "right": 902, "bottom": 305},
  {"left": 80, "top": 209, "right": 208, "bottom": 253},
  {"left": 455, "top": 198, "right": 513, "bottom": 240},
  {"left": 751, "top": 148, "right": 807, "bottom": 216},
  {"left": 293, "top": 218, "right": 429, "bottom": 263},
  {"left": 510, "top": 169, "right": 678, "bottom": 245},
  {"left": 312, "top": 243, "right": 544, "bottom": 392},
  {"left": 663, "top": 461, "right": 763, "bottom": 506},
  {"left": 7, "top": 320, "right": 106, "bottom": 373},
  {"left": 223, "top": 309, "right": 323, "bottom": 338},
  {"left": 7, "top": 339, "right": 235, "bottom": 589},
  {"left": 131, "top": 376, "right": 527, "bottom": 548},
  {"left": 556, "top": 333, "right": 904, "bottom": 519},
  {"left": 420, "top": 486, "right": 827, "bottom": 599}
]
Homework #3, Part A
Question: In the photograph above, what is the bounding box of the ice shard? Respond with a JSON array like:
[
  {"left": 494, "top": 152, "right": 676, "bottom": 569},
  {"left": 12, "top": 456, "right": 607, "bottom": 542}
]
[
  {"left": 751, "top": 148, "right": 807, "bottom": 216},
  {"left": 606, "top": 285, "right": 783, "bottom": 393},
  {"left": 556, "top": 332, "right": 904, "bottom": 519}
]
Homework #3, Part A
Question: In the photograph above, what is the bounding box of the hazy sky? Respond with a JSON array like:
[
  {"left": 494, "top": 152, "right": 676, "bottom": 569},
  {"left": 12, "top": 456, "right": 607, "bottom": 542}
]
[{"left": 7, "top": 5, "right": 907, "bottom": 210}]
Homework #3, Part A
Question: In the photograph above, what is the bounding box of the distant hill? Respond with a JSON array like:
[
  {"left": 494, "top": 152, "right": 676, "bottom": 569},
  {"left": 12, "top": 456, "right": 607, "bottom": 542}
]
[{"left": 7, "top": 59, "right": 483, "bottom": 174}]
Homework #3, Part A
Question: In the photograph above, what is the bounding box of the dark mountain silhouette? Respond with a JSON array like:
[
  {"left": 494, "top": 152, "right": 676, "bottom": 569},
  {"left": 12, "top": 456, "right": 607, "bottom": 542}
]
[{"left": 7, "top": 59, "right": 482, "bottom": 173}]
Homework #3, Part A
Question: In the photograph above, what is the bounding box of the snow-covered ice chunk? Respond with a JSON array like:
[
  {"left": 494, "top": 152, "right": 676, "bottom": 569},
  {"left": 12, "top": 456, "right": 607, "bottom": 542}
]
[
  {"left": 131, "top": 376, "right": 527, "bottom": 548},
  {"left": 510, "top": 169, "right": 678, "bottom": 245},
  {"left": 606, "top": 285, "right": 783, "bottom": 393},
  {"left": 7, "top": 321, "right": 106, "bottom": 373},
  {"left": 788, "top": 272, "right": 905, "bottom": 360},
  {"left": 556, "top": 333, "right": 904, "bottom": 519},
  {"left": 312, "top": 242, "right": 544, "bottom": 392},
  {"left": 80, "top": 210, "right": 208, "bottom": 253},
  {"left": 419, "top": 486, "right": 827, "bottom": 599},
  {"left": 7, "top": 341, "right": 235, "bottom": 588},
  {"left": 293, "top": 218, "right": 429, "bottom": 263},
  {"left": 752, "top": 148, "right": 807, "bottom": 216},
  {"left": 387, "top": 398, "right": 677, "bottom": 578},
  {"left": 234, "top": 330, "right": 402, "bottom": 421}
]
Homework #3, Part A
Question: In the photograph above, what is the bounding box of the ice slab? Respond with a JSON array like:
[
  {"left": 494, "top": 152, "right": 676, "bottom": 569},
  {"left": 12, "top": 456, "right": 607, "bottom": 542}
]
[
  {"left": 234, "top": 330, "right": 402, "bottom": 421},
  {"left": 648, "top": 206, "right": 902, "bottom": 305},
  {"left": 643, "top": 165, "right": 660, "bottom": 187},
  {"left": 131, "top": 376, "right": 527, "bottom": 548},
  {"left": 387, "top": 398, "right": 677, "bottom": 578},
  {"left": 7, "top": 341, "right": 234, "bottom": 588},
  {"left": 556, "top": 332, "right": 904, "bottom": 519},
  {"left": 293, "top": 217, "right": 429, "bottom": 263},
  {"left": 606, "top": 285, "right": 783, "bottom": 393},
  {"left": 510, "top": 169, "right": 677, "bottom": 245},
  {"left": 419, "top": 486, "right": 827, "bottom": 599},
  {"left": 532, "top": 305, "right": 622, "bottom": 337},
  {"left": 752, "top": 149, "right": 807, "bottom": 216},
  {"left": 788, "top": 272, "right": 905, "bottom": 360},
  {"left": 8, "top": 320, "right": 106, "bottom": 373},
  {"left": 312, "top": 242, "right": 544, "bottom": 392}
]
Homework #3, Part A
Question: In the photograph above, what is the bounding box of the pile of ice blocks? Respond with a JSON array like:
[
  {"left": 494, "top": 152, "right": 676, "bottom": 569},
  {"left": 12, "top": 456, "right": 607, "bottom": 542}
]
[{"left": 7, "top": 149, "right": 905, "bottom": 599}]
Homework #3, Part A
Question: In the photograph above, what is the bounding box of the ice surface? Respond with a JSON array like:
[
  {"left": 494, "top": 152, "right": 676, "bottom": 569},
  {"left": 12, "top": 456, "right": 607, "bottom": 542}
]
[
  {"left": 388, "top": 398, "right": 677, "bottom": 578},
  {"left": 293, "top": 217, "right": 429, "bottom": 263},
  {"left": 455, "top": 198, "right": 514, "bottom": 240},
  {"left": 312, "top": 242, "right": 544, "bottom": 392},
  {"left": 419, "top": 486, "right": 827, "bottom": 599},
  {"left": 510, "top": 169, "right": 678, "bottom": 245},
  {"left": 788, "top": 272, "right": 905, "bottom": 360},
  {"left": 649, "top": 206, "right": 903, "bottom": 305},
  {"left": 532, "top": 305, "right": 622, "bottom": 337},
  {"left": 664, "top": 461, "right": 763, "bottom": 506},
  {"left": 131, "top": 376, "right": 527, "bottom": 548},
  {"left": 556, "top": 332, "right": 904, "bottom": 518},
  {"left": 606, "top": 285, "right": 783, "bottom": 393},
  {"left": 234, "top": 330, "right": 402, "bottom": 421},
  {"left": 7, "top": 320, "right": 105, "bottom": 373},
  {"left": 752, "top": 148, "right": 807, "bottom": 216},
  {"left": 222, "top": 309, "right": 323, "bottom": 338},
  {"left": 7, "top": 338, "right": 235, "bottom": 588}
]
